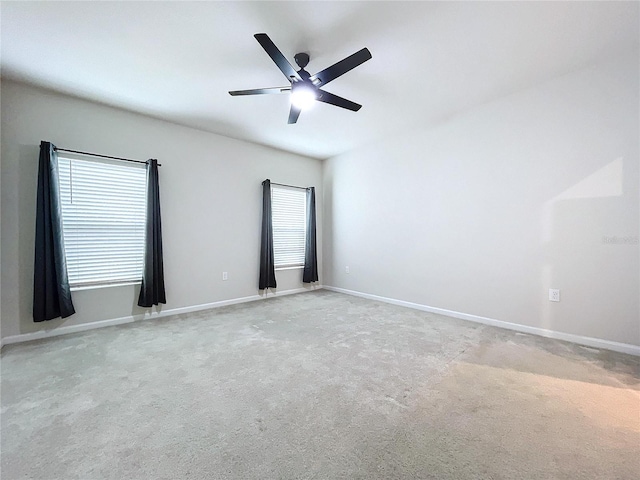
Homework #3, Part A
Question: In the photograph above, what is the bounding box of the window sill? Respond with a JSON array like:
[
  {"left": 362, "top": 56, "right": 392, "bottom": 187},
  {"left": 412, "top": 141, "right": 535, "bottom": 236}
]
[
  {"left": 275, "top": 265, "right": 304, "bottom": 271},
  {"left": 70, "top": 281, "right": 141, "bottom": 292}
]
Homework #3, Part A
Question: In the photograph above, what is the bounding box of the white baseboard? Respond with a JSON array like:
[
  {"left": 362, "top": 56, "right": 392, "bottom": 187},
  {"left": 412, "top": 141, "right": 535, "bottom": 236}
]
[
  {"left": 0, "top": 285, "right": 323, "bottom": 348},
  {"left": 323, "top": 286, "right": 640, "bottom": 357}
]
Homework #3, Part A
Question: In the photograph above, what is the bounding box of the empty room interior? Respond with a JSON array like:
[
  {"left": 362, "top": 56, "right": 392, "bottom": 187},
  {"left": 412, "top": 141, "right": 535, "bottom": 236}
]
[{"left": 1, "top": 1, "right": 639, "bottom": 479}]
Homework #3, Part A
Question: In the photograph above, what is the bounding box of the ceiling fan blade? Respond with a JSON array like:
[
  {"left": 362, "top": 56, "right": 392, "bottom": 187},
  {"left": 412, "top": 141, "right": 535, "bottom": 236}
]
[
  {"left": 254, "top": 33, "right": 301, "bottom": 82},
  {"left": 316, "top": 90, "right": 362, "bottom": 112},
  {"left": 310, "top": 48, "right": 372, "bottom": 87},
  {"left": 288, "top": 104, "right": 302, "bottom": 124},
  {"left": 229, "top": 87, "right": 291, "bottom": 96}
]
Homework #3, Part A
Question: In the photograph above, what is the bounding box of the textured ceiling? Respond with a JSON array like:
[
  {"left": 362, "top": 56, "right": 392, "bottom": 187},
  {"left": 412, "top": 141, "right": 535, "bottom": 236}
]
[{"left": 2, "top": 1, "right": 638, "bottom": 159}]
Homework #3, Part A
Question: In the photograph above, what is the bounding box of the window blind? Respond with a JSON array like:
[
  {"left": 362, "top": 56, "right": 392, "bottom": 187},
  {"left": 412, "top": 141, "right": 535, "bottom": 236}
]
[
  {"left": 271, "top": 186, "right": 306, "bottom": 267},
  {"left": 58, "top": 156, "right": 147, "bottom": 289}
]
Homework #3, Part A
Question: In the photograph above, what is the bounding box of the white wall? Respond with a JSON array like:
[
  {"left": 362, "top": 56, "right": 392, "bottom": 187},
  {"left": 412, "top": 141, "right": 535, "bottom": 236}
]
[
  {"left": 1, "top": 80, "right": 322, "bottom": 339},
  {"left": 323, "top": 52, "right": 639, "bottom": 346}
]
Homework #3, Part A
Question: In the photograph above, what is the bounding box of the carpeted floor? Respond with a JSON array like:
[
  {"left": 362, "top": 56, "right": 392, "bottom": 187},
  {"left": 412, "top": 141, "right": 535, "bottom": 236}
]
[{"left": 1, "top": 290, "right": 639, "bottom": 479}]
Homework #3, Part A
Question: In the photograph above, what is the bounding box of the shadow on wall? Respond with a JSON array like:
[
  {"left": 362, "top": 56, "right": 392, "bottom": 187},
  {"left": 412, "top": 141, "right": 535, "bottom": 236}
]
[
  {"left": 17, "top": 144, "right": 39, "bottom": 333},
  {"left": 541, "top": 156, "right": 639, "bottom": 343},
  {"left": 322, "top": 164, "right": 334, "bottom": 287}
]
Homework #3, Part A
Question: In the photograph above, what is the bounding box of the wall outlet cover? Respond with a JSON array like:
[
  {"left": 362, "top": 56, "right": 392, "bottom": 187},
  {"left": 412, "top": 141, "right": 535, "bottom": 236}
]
[{"left": 549, "top": 289, "right": 560, "bottom": 302}]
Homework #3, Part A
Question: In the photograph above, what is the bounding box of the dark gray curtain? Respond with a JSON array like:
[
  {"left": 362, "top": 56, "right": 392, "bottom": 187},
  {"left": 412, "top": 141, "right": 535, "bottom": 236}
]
[
  {"left": 138, "top": 159, "right": 166, "bottom": 307},
  {"left": 303, "top": 186, "right": 319, "bottom": 283},
  {"left": 259, "top": 179, "right": 277, "bottom": 289},
  {"left": 33, "top": 141, "right": 75, "bottom": 322}
]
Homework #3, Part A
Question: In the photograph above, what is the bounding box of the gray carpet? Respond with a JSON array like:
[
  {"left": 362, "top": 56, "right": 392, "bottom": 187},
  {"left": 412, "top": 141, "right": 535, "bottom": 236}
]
[{"left": 1, "top": 290, "right": 639, "bottom": 479}]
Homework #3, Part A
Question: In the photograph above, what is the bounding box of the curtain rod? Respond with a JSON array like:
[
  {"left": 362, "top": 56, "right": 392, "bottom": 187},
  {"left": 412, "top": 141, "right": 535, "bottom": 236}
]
[
  {"left": 271, "top": 182, "right": 307, "bottom": 190},
  {"left": 54, "top": 147, "right": 161, "bottom": 167}
]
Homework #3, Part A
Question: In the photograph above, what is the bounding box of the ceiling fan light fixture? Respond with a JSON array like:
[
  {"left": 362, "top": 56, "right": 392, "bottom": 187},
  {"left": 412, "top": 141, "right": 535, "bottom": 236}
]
[{"left": 290, "top": 86, "right": 317, "bottom": 110}]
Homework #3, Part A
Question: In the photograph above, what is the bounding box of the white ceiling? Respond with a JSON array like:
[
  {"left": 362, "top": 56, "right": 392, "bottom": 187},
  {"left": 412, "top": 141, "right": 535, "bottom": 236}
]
[{"left": 2, "top": 1, "right": 638, "bottom": 159}]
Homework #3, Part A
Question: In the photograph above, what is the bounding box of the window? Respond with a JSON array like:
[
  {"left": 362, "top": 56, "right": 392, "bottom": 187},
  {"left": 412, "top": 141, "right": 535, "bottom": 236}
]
[
  {"left": 58, "top": 156, "right": 147, "bottom": 289},
  {"left": 271, "top": 185, "right": 306, "bottom": 268}
]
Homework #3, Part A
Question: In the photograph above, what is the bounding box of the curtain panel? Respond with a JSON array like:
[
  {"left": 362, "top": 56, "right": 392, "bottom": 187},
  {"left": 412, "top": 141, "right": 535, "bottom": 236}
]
[
  {"left": 303, "top": 186, "right": 319, "bottom": 283},
  {"left": 259, "top": 179, "right": 277, "bottom": 289},
  {"left": 33, "top": 141, "right": 75, "bottom": 322},
  {"left": 138, "top": 159, "right": 167, "bottom": 307}
]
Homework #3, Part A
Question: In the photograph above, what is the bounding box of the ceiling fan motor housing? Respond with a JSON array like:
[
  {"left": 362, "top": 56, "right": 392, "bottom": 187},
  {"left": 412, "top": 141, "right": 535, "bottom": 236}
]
[{"left": 294, "top": 52, "right": 310, "bottom": 68}]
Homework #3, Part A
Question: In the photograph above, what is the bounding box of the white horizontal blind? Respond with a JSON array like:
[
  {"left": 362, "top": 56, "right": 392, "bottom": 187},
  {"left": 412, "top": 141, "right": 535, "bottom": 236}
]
[
  {"left": 271, "top": 186, "right": 306, "bottom": 267},
  {"left": 58, "top": 156, "right": 147, "bottom": 289}
]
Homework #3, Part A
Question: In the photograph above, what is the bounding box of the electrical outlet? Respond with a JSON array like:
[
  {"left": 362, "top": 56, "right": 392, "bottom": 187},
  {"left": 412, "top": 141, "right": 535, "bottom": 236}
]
[
  {"left": 222, "top": 272, "right": 228, "bottom": 281},
  {"left": 549, "top": 288, "right": 560, "bottom": 302},
  {"left": 345, "top": 266, "right": 350, "bottom": 274}
]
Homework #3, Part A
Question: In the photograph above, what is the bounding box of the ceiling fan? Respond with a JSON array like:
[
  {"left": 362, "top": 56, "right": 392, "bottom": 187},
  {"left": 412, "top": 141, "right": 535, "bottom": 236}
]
[{"left": 229, "top": 33, "right": 372, "bottom": 124}]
